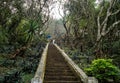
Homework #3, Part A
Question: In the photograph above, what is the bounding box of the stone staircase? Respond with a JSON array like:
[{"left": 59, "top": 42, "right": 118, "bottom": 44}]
[
  {"left": 31, "top": 43, "right": 98, "bottom": 83},
  {"left": 43, "top": 44, "right": 82, "bottom": 83}
]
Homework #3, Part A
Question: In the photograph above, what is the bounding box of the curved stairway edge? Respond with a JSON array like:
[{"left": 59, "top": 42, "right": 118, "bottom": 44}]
[
  {"left": 31, "top": 43, "right": 49, "bottom": 83},
  {"left": 54, "top": 44, "right": 98, "bottom": 83}
]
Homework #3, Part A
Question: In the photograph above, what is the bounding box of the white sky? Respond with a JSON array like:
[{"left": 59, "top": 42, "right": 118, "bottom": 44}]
[
  {"left": 50, "top": 0, "right": 100, "bottom": 19},
  {"left": 50, "top": 0, "right": 64, "bottom": 19}
]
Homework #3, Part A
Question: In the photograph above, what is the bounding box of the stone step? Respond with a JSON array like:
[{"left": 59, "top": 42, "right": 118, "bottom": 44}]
[
  {"left": 45, "top": 72, "right": 74, "bottom": 76},
  {"left": 46, "top": 65, "right": 69, "bottom": 68},
  {"left": 44, "top": 76, "right": 78, "bottom": 81},
  {"left": 45, "top": 66, "right": 69, "bottom": 69},
  {"left": 45, "top": 69, "right": 72, "bottom": 73},
  {"left": 44, "top": 81, "right": 81, "bottom": 83},
  {"left": 46, "top": 64, "right": 68, "bottom": 66},
  {"left": 46, "top": 67, "right": 71, "bottom": 71}
]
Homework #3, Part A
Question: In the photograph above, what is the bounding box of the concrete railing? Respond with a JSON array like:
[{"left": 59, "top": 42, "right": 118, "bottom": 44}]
[
  {"left": 54, "top": 44, "right": 98, "bottom": 83},
  {"left": 31, "top": 43, "right": 49, "bottom": 83}
]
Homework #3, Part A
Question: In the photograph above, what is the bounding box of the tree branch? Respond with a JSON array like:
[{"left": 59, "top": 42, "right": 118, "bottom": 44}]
[
  {"left": 97, "top": 6, "right": 104, "bottom": 41},
  {"left": 105, "top": 20, "right": 120, "bottom": 35},
  {"left": 111, "top": 9, "right": 120, "bottom": 16}
]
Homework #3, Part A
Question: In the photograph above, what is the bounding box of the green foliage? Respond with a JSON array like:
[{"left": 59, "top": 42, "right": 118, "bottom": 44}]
[
  {"left": 0, "top": 68, "right": 22, "bottom": 83},
  {"left": 0, "top": 26, "right": 8, "bottom": 44},
  {"left": 22, "top": 74, "right": 34, "bottom": 83},
  {"left": 0, "top": 41, "right": 46, "bottom": 82},
  {"left": 79, "top": 19, "right": 87, "bottom": 28},
  {"left": 0, "top": 0, "right": 48, "bottom": 83},
  {"left": 15, "top": 19, "right": 30, "bottom": 44},
  {"left": 85, "top": 59, "right": 120, "bottom": 82},
  {"left": 112, "top": 40, "right": 120, "bottom": 51}
]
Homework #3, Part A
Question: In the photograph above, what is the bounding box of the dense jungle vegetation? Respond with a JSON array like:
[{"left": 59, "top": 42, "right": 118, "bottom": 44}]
[
  {"left": 56, "top": 0, "right": 120, "bottom": 82},
  {"left": 0, "top": 0, "right": 50, "bottom": 82},
  {"left": 0, "top": 0, "right": 120, "bottom": 83}
]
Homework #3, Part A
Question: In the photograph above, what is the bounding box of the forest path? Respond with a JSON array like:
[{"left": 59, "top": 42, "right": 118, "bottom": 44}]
[{"left": 43, "top": 44, "right": 82, "bottom": 83}]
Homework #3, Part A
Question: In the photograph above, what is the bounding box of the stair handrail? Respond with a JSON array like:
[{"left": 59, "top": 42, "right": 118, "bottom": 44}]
[
  {"left": 54, "top": 44, "right": 98, "bottom": 83},
  {"left": 31, "top": 43, "right": 49, "bottom": 83}
]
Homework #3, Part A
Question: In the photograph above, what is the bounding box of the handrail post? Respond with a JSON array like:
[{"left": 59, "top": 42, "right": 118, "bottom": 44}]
[{"left": 31, "top": 43, "right": 49, "bottom": 83}]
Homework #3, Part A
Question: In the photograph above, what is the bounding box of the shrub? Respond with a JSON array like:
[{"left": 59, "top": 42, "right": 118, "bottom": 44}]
[
  {"left": 0, "top": 69, "right": 22, "bottom": 83},
  {"left": 85, "top": 59, "right": 120, "bottom": 83}
]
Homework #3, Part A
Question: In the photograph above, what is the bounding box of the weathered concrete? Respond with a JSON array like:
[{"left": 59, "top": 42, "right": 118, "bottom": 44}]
[
  {"left": 54, "top": 44, "right": 98, "bottom": 83},
  {"left": 31, "top": 43, "right": 49, "bottom": 83},
  {"left": 44, "top": 44, "right": 82, "bottom": 83}
]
